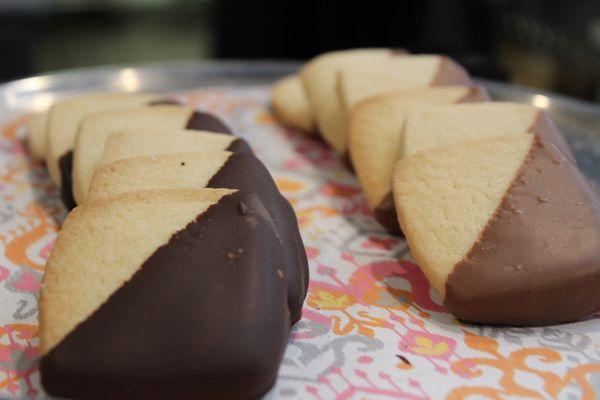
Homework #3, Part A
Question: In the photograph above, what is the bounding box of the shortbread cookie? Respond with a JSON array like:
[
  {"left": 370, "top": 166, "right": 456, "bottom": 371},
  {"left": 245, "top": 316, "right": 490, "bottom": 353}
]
[
  {"left": 71, "top": 105, "right": 234, "bottom": 206},
  {"left": 26, "top": 111, "right": 48, "bottom": 160},
  {"left": 394, "top": 133, "right": 600, "bottom": 325},
  {"left": 349, "top": 86, "right": 489, "bottom": 233},
  {"left": 99, "top": 128, "right": 249, "bottom": 166},
  {"left": 401, "top": 102, "right": 575, "bottom": 162},
  {"left": 271, "top": 75, "right": 315, "bottom": 133},
  {"left": 45, "top": 93, "right": 161, "bottom": 186},
  {"left": 301, "top": 48, "right": 405, "bottom": 153},
  {"left": 320, "top": 54, "right": 471, "bottom": 155},
  {"left": 340, "top": 55, "right": 472, "bottom": 114},
  {"left": 40, "top": 189, "right": 292, "bottom": 399},
  {"left": 89, "top": 151, "right": 308, "bottom": 320}
]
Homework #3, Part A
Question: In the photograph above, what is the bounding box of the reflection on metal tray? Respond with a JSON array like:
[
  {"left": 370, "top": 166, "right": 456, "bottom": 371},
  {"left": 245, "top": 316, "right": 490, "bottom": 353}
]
[{"left": 0, "top": 60, "right": 598, "bottom": 184}]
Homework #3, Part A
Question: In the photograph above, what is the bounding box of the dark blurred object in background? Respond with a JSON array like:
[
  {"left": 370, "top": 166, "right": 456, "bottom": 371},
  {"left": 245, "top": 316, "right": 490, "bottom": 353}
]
[
  {"left": 215, "top": 0, "right": 508, "bottom": 81},
  {"left": 1, "top": 0, "right": 600, "bottom": 102}
]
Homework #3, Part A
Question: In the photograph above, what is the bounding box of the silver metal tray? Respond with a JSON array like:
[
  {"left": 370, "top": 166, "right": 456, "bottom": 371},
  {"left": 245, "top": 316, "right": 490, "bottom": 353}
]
[{"left": 0, "top": 60, "right": 598, "bottom": 184}]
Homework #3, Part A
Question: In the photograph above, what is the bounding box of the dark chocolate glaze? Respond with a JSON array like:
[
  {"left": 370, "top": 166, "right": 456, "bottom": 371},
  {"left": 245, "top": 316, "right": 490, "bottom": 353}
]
[
  {"left": 208, "top": 153, "right": 308, "bottom": 322},
  {"left": 226, "top": 138, "right": 252, "bottom": 153},
  {"left": 41, "top": 191, "right": 290, "bottom": 400},
  {"left": 147, "top": 99, "right": 182, "bottom": 106},
  {"left": 185, "top": 111, "right": 233, "bottom": 135},
  {"left": 445, "top": 137, "right": 600, "bottom": 326},
  {"left": 58, "top": 151, "right": 76, "bottom": 211},
  {"left": 374, "top": 192, "right": 402, "bottom": 235},
  {"left": 341, "top": 151, "right": 355, "bottom": 173},
  {"left": 374, "top": 86, "right": 490, "bottom": 235}
]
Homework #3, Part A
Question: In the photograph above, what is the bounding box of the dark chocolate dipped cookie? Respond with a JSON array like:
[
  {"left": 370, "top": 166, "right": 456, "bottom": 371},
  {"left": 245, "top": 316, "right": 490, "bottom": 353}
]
[
  {"left": 40, "top": 189, "right": 291, "bottom": 400},
  {"left": 71, "top": 105, "right": 234, "bottom": 206},
  {"left": 45, "top": 93, "right": 162, "bottom": 191},
  {"left": 89, "top": 150, "right": 308, "bottom": 322},
  {"left": 394, "top": 133, "right": 600, "bottom": 326}
]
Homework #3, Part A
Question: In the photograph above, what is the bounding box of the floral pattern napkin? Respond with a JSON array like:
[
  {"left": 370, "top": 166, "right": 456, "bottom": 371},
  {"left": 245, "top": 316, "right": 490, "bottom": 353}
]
[{"left": 0, "top": 87, "right": 599, "bottom": 399}]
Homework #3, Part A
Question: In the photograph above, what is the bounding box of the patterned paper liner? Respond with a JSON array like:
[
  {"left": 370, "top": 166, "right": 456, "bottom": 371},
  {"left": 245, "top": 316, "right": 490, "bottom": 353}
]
[{"left": 0, "top": 87, "right": 599, "bottom": 400}]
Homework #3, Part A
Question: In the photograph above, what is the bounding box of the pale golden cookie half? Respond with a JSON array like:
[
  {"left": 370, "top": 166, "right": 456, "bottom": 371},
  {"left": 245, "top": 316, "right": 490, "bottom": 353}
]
[
  {"left": 300, "top": 48, "right": 405, "bottom": 153},
  {"left": 45, "top": 93, "right": 160, "bottom": 186},
  {"left": 72, "top": 106, "right": 234, "bottom": 205},
  {"left": 271, "top": 74, "right": 315, "bottom": 133},
  {"left": 401, "top": 102, "right": 575, "bottom": 161},
  {"left": 349, "top": 86, "right": 489, "bottom": 233}
]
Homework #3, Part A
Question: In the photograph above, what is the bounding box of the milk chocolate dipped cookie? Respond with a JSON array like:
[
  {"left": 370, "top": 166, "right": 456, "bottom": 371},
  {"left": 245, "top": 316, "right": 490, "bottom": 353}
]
[
  {"left": 89, "top": 151, "right": 308, "bottom": 321},
  {"left": 40, "top": 189, "right": 292, "bottom": 399},
  {"left": 26, "top": 111, "right": 48, "bottom": 160},
  {"left": 339, "top": 55, "right": 472, "bottom": 116},
  {"left": 272, "top": 74, "right": 315, "bottom": 133},
  {"left": 301, "top": 48, "right": 406, "bottom": 153},
  {"left": 71, "top": 105, "right": 234, "bottom": 206},
  {"left": 401, "top": 102, "right": 575, "bottom": 162},
  {"left": 394, "top": 133, "right": 600, "bottom": 325},
  {"left": 45, "top": 93, "right": 162, "bottom": 186},
  {"left": 349, "top": 86, "right": 489, "bottom": 233}
]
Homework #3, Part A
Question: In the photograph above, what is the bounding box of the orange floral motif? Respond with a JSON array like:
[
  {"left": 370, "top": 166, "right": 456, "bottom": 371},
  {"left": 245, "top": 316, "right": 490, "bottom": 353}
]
[
  {"left": 308, "top": 288, "right": 355, "bottom": 311},
  {"left": 1, "top": 204, "right": 59, "bottom": 272},
  {"left": 296, "top": 206, "right": 339, "bottom": 227},
  {"left": 1, "top": 115, "right": 26, "bottom": 140},
  {"left": 448, "top": 331, "right": 600, "bottom": 399},
  {"left": 275, "top": 178, "right": 305, "bottom": 194},
  {"left": 565, "top": 364, "right": 600, "bottom": 400},
  {"left": 254, "top": 110, "right": 276, "bottom": 124},
  {"left": 405, "top": 334, "right": 453, "bottom": 357}
]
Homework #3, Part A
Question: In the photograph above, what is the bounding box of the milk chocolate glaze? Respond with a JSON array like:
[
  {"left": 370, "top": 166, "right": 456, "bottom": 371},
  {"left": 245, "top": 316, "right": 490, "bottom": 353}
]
[
  {"left": 529, "top": 111, "right": 576, "bottom": 164},
  {"left": 186, "top": 111, "right": 233, "bottom": 135},
  {"left": 58, "top": 151, "right": 76, "bottom": 211},
  {"left": 430, "top": 57, "right": 473, "bottom": 86},
  {"left": 460, "top": 86, "right": 491, "bottom": 103},
  {"left": 40, "top": 191, "right": 290, "bottom": 400},
  {"left": 374, "top": 86, "right": 489, "bottom": 235},
  {"left": 208, "top": 153, "right": 308, "bottom": 322},
  {"left": 445, "top": 137, "right": 600, "bottom": 326}
]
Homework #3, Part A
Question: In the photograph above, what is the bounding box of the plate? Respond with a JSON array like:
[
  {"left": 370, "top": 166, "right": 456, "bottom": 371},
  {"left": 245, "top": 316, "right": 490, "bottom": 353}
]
[{"left": 0, "top": 61, "right": 599, "bottom": 400}]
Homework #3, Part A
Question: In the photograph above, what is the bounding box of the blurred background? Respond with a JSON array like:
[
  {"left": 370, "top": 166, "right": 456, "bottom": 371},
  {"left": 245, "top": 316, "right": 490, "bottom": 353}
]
[{"left": 1, "top": 0, "right": 600, "bottom": 102}]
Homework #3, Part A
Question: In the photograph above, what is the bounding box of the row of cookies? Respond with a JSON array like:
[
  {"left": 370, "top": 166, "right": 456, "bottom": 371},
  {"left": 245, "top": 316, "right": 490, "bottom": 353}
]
[
  {"left": 27, "top": 94, "right": 308, "bottom": 399},
  {"left": 272, "top": 49, "right": 600, "bottom": 326}
]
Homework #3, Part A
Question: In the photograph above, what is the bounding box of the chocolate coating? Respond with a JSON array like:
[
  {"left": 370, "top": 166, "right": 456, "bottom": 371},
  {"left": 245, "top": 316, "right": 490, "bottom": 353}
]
[
  {"left": 58, "top": 106, "right": 236, "bottom": 210},
  {"left": 208, "top": 153, "right": 308, "bottom": 322},
  {"left": 41, "top": 191, "right": 290, "bottom": 399},
  {"left": 529, "top": 111, "right": 576, "bottom": 163},
  {"left": 373, "top": 86, "right": 490, "bottom": 235},
  {"left": 59, "top": 151, "right": 76, "bottom": 211},
  {"left": 430, "top": 56, "right": 473, "bottom": 86},
  {"left": 445, "top": 137, "right": 600, "bottom": 326},
  {"left": 226, "top": 138, "right": 252, "bottom": 153},
  {"left": 341, "top": 151, "right": 355, "bottom": 173},
  {"left": 374, "top": 192, "right": 402, "bottom": 235},
  {"left": 186, "top": 111, "right": 233, "bottom": 135},
  {"left": 147, "top": 99, "right": 182, "bottom": 106}
]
